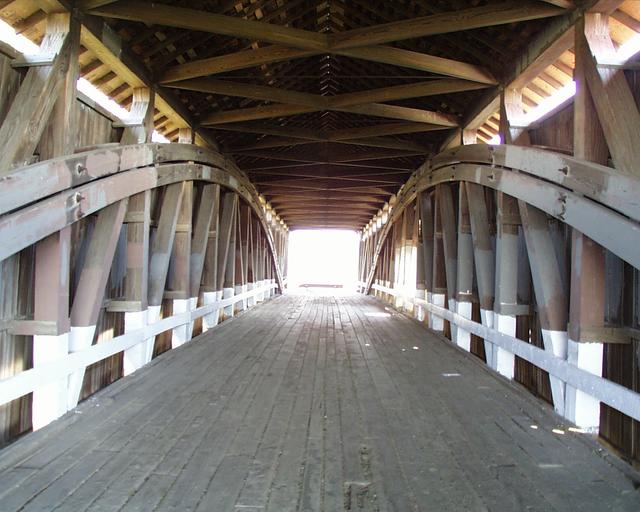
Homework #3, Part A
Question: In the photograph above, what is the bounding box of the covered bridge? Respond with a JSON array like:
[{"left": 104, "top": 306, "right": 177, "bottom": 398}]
[{"left": 0, "top": 0, "right": 640, "bottom": 510}]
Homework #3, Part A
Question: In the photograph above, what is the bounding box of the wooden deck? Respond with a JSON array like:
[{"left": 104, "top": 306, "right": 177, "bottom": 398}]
[{"left": 0, "top": 293, "right": 638, "bottom": 511}]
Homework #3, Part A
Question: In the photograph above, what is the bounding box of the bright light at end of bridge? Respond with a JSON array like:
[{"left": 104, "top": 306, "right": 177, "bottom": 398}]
[{"left": 287, "top": 230, "right": 360, "bottom": 292}]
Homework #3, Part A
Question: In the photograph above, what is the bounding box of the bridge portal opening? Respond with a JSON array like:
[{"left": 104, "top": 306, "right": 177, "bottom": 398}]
[{"left": 287, "top": 230, "right": 359, "bottom": 290}]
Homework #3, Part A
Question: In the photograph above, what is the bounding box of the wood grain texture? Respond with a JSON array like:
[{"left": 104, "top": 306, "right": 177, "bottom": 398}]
[{"left": 0, "top": 293, "right": 637, "bottom": 511}]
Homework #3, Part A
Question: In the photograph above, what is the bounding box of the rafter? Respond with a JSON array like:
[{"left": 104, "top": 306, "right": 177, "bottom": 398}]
[
  {"left": 160, "top": 44, "right": 496, "bottom": 85},
  {"left": 202, "top": 79, "right": 489, "bottom": 125},
  {"left": 89, "top": 1, "right": 564, "bottom": 53},
  {"left": 329, "top": 2, "right": 565, "bottom": 49},
  {"left": 89, "top": 1, "right": 329, "bottom": 50},
  {"left": 172, "top": 78, "right": 458, "bottom": 126}
]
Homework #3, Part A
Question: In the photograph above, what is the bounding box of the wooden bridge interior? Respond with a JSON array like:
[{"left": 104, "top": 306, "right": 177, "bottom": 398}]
[{"left": 1, "top": 0, "right": 640, "bottom": 510}]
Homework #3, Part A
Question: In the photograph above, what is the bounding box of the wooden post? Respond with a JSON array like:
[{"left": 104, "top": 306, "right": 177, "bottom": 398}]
[
  {"left": 519, "top": 201, "right": 568, "bottom": 414},
  {"left": 67, "top": 200, "right": 128, "bottom": 409},
  {"left": 432, "top": 191, "right": 447, "bottom": 333},
  {"left": 437, "top": 184, "right": 458, "bottom": 341},
  {"left": 188, "top": 184, "right": 219, "bottom": 335},
  {"left": 456, "top": 184, "right": 474, "bottom": 352},
  {"left": 492, "top": 192, "right": 520, "bottom": 379},
  {"left": 166, "top": 181, "right": 193, "bottom": 348},
  {"left": 236, "top": 204, "right": 251, "bottom": 311},
  {"left": 120, "top": 88, "right": 155, "bottom": 144},
  {"left": 178, "top": 127, "right": 194, "bottom": 144},
  {"left": 217, "top": 193, "right": 238, "bottom": 317},
  {"left": 32, "top": 228, "right": 71, "bottom": 430},
  {"left": 201, "top": 186, "right": 221, "bottom": 331},
  {"left": 119, "top": 191, "right": 151, "bottom": 376},
  {"left": 147, "top": 183, "right": 184, "bottom": 354},
  {"left": 0, "top": 14, "right": 77, "bottom": 170},
  {"left": 419, "top": 192, "right": 435, "bottom": 328},
  {"left": 466, "top": 183, "right": 496, "bottom": 363},
  {"left": 499, "top": 88, "right": 531, "bottom": 146},
  {"left": 30, "top": 14, "right": 79, "bottom": 430},
  {"left": 565, "top": 15, "right": 609, "bottom": 430},
  {"left": 414, "top": 200, "right": 426, "bottom": 321}
]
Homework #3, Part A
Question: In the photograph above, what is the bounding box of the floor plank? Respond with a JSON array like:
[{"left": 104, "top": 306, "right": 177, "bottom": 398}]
[{"left": 0, "top": 293, "right": 638, "bottom": 511}]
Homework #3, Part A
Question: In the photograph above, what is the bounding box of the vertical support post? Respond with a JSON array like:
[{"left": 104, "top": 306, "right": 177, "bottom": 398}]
[
  {"left": 234, "top": 202, "right": 246, "bottom": 313},
  {"left": 419, "top": 192, "right": 436, "bottom": 329},
  {"left": 178, "top": 127, "right": 194, "bottom": 144},
  {"left": 122, "top": 191, "right": 151, "bottom": 375},
  {"left": 189, "top": 184, "right": 219, "bottom": 336},
  {"left": 67, "top": 200, "right": 128, "bottom": 409},
  {"left": 432, "top": 192, "right": 447, "bottom": 333},
  {"left": 519, "top": 202, "right": 568, "bottom": 414},
  {"left": 0, "top": 13, "right": 77, "bottom": 170},
  {"left": 437, "top": 184, "right": 458, "bottom": 341},
  {"left": 147, "top": 183, "right": 184, "bottom": 354},
  {"left": 565, "top": 15, "right": 610, "bottom": 431},
  {"left": 31, "top": 14, "right": 78, "bottom": 429},
  {"left": 201, "top": 187, "right": 221, "bottom": 331},
  {"left": 236, "top": 204, "right": 250, "bottom": 311},
  {"left": 166, "top": 182, "right": 193, "bottom": 348},
  {"left": 217, "top": 193, "right": 238, "bottom": 318},
  {"left": 32, "top": 228, "right": 71, "bottom": 430},
  {"left": 466, "top": 183, "right": 496, "bottom": 363},
  {"left": 456, "top": 184, "right": 474, "bottom": 352},
  {"left": 492, "top": 192, "right": 520, "bottom": 379},
  {"left": 414, "top": 200, "right": 426, "bottom": 322},
  {"left": 120, "top": 88, "right": 155, "bottom": 145},
  {"left": 500, "top": 88, "right": 531, "bottom": 146}
]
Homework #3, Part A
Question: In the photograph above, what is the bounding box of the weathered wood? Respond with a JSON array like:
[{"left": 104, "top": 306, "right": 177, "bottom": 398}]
[
  {"left": 120, "top": 88, "right": 155, "bottom": 145},
  {"left": 0, "top": 14, "right": 76, "bottom": 170},
  {"left": 70, "top": 200, "right": 128, "bottom": 327},
  {"left": 166, "top": 182, "right": 193, "bottom": 300},
  {"left": 216, "top": 193, "right": 238, "bottom": 291},
  {"left": 190, "top": 184, "right": 219, "bottom": 298},
  {"left": 330, "top": 2, "right": 564, "bottom": 49},
  {"left": 148, "top": 184, "right": 184, "bottom": 307},
  {"left": 89, "top": 1, "right": 329, "bottom": 51},
  {"left": 160, "top": 46, "right": 317, "bottom": 83},
  {"left": 118, "top": 191, "right": 151, "bottom": 311},
  {"left": 579, "top": 13, "right": 640, "bottom": 177},
  {"left": 437, "top": 184, "right": 458, "bottom": 305},
  {"left": 34, "top": 228, "right": 71, "bottom": 334},
  {"left": 1, "top": 295, "right": 637, "bottom": 510},
  {"left": 335, "top": 46, "right": 496, "bottom": 84},
  {"left": 203, "top": 79, "right": 490, "bottom": 125},
  {"left": 171, "top": 78, "right": 458, "bottom": 126}
]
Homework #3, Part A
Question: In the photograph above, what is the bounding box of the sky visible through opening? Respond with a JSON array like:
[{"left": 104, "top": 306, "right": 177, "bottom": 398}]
[{"left": 287, "top": 230, "right": 360, "bottom": 290}]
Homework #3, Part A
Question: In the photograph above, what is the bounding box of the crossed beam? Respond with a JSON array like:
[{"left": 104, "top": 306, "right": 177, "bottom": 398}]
[{"left": 88, "top": 1, "right": 567, "bottom": 129}]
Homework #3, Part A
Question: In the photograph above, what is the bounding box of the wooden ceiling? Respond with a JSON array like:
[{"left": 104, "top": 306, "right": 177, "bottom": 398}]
[{"left": 3, "top": 0, "right": 583, "bottom": 229}]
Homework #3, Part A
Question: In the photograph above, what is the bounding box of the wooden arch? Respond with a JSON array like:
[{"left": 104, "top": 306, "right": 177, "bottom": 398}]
[
  {"left": 359, "top": 144, "right": 640, "bottom": 425},
  {"left": 0, "top": 143, "right": 288, "bottom": 428}
]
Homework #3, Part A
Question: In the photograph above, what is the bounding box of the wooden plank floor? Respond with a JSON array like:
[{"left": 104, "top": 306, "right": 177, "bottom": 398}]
[{"left": 1, "top": 293, "right": 639, "bottom": 511}]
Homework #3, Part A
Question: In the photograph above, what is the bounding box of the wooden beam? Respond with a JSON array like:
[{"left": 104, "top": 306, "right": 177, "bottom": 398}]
[
  {"left": 190, "top": 184, "right": 219, "bottom": 298},
  {"left": 120, "top": 87, "right": 155, "bottom": 144},
  {"left": 216, "top": 193, "right": 238, "bottom": 291},
  {"left": 580, "top": 13, "right": 640, "bottom": 177},
  {"left": 203, "top": 79, "right": 487, "bottom": 125},
  {"left": 89, "top": 1, "right": 329, "bottom": 50},
  {"left": 148, "top": 183, "right": 184, "bottom": 307},
  {"left": 330, "top": 2, "right": 565, "bottom": 49},
  {"left": 0, "top": 14, "right": 76, "bottom": 171},
  {"left": 166, "top": 181, "right": 193, "bottom": 300},
  {"left": 70, "top": 199, "right": 128, "bottom": 327},
  {"left": 335, "top": 46, "right": 496, "bottom": 84},
  {"left": 160, "top": 46, "right": 317, "bottom": 83},
  {"left": 170, "top": 78, "right": 458, "bottom": 126}
]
